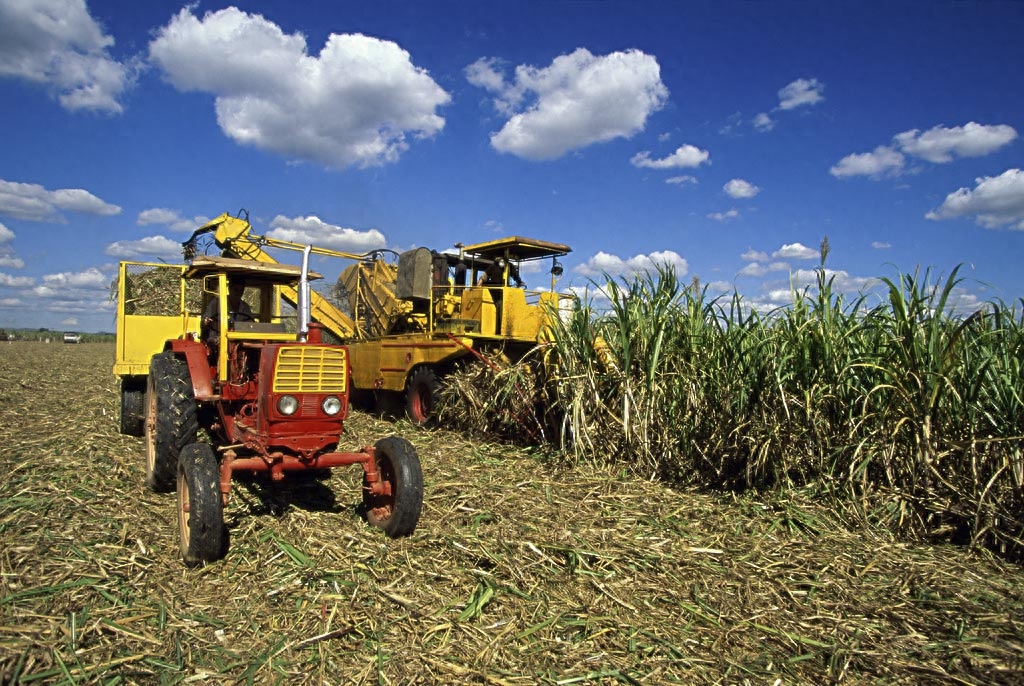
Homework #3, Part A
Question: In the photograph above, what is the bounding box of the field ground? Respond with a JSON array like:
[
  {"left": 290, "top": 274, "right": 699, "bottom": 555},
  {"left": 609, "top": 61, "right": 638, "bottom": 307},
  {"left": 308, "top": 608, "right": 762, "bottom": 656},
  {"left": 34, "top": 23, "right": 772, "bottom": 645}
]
[{"left": 1, "top": 342, "right": 1023, "bottom": 684}]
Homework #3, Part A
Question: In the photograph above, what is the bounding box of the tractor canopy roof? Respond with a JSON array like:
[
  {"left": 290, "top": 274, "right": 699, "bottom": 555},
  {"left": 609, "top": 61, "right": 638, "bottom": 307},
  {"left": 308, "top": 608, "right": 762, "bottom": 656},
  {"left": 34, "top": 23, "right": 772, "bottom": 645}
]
[
  {"left": 184, "top": 256, "right": 322, "bottom": 284},
  {"left": 461, "top": 236, "right": 571, "bottom": 262}
]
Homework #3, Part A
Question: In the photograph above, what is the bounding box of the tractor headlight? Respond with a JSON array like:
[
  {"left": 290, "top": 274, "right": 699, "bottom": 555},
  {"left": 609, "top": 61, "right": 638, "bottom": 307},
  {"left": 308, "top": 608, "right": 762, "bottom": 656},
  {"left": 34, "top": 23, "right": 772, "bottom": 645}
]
[
  {"left": 321, "top": 395, "right": 342, "bottom": 416},
  {"left": 277, "top": 395, "right": 299, "bottom": 416}
]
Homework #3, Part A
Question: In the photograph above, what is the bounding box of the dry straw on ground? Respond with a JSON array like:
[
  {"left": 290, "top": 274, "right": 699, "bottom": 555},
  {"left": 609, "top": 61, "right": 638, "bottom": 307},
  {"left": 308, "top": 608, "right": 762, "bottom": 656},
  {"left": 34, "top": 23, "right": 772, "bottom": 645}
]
[{"left": 2, "top": 343, "right": 1023, "bottom": 684}]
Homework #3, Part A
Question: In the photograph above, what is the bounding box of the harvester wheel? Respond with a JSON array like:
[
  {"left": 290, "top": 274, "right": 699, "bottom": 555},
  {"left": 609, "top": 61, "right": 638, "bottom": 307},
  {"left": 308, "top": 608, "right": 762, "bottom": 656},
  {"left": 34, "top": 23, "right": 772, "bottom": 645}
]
[
  {"left": 363, "top": 436, "right": 423, "bottom": 538},
  {"left": 145, "top": 352, "right": 198, "bottom": 493},
  {"left": 177, "top": 442, "right": 225, "bottom": 567},
  {"left": 119, "top": 377, "right": 146, "bottom": 436},
  {"left": 406, "top": 366, "right": 440, "bottom": 425}
]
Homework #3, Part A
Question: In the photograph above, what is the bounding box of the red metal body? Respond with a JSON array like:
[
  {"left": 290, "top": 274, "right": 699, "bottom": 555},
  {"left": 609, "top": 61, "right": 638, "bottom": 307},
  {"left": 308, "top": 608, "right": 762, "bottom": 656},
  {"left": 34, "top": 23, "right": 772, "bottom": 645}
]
[{"left": 171, "top": 333, "right": 386, "bottom": 506}]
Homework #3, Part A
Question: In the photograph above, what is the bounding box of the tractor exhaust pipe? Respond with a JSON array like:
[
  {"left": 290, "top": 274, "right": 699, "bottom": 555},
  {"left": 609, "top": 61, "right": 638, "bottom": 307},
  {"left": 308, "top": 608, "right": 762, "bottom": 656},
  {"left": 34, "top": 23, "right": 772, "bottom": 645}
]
[{"left": 298, "top": 245, "right": 312, "bottom": 342}]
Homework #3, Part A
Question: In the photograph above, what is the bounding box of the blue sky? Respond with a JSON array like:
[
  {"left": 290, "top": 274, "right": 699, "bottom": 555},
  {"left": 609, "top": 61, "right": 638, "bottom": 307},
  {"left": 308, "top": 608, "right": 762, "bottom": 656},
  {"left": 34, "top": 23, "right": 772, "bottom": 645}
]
[{"left": 1, "top": 0, "right": 1022, "bottom": 333}]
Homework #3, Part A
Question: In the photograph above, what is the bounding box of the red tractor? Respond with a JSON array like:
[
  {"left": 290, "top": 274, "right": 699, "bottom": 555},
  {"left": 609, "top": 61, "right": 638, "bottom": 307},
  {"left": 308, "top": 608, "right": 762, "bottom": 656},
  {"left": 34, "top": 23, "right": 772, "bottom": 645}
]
[{"left": 124, "top": 253, "right": 423, "bottom": 566}]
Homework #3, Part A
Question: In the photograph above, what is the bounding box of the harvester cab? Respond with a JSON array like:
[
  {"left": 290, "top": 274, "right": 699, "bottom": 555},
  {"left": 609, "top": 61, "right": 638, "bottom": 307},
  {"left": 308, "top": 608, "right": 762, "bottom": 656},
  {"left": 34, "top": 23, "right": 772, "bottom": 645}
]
[
  {"left": 188, "top": 256, "right": 317, "bottom": 385},
  {"left": 455, "top": 235, "right": 571, "bottom": 339}
]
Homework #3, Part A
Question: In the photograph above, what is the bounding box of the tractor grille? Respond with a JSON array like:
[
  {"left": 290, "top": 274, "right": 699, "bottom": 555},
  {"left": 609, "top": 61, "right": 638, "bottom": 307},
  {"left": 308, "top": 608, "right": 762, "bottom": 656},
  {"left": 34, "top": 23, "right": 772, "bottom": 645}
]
[{"left": 273, "top": 346, "right": 347, "bottom": 393}]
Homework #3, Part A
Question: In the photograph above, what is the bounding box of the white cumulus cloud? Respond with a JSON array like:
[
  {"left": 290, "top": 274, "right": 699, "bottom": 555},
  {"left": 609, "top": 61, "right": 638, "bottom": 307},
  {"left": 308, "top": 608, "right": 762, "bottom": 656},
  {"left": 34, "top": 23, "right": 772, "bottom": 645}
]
[
  {"left": 753, "top": 112, "right": 775, "bottom": 132},
  {"left": 894, "top": 122, "right": 1017, "bottom": 164},
  {"left": 467, "top": 48, "right": 668, "bottom": 160},
  {"left": 149, "top": 7, "right": 450, "bottom": 169},
  {"left": 830, "top": 146, "right": 905, "bottom": 179},
  {"left": 0, "top": 271, "right": 35, "bottom": 287},
  {"left": 42, "top": 267, "right": 109, "bottom": 289},
  {"left": 791, "top": 268, "right": 874, "bottom": 292},
  {"left": 0, "top": 223, "right": 22, "bottom": 269},
  {"left": 0, "top": 0, "right": 135, "bottom": 113},
  {"left": 268, "top": 215, "right": 387, "bottom": 253},
  {"left": 724, "top": 178, "right": 760, "bottom": 199},
  {"left": 707, "top": 209, "right": 739, "bottom": 222},
  {"left": 0, "top": 178, "right": 121, "bottom": 221},
  {"left": 104, "top": 235, "right": 182, "bottom": 259},
  {"left": 631, "top": 144, "right": 710, "bottom": 170},
  {"left": 773, "top": 242, "right": 819, "bottom": 260},
  {"left": 573, "top": 249, "right": 688, "bottom": 278},
  {"left": 741, "top": 248, "right": 769, "bottom": 262},
  {"left": 137, "top": 208, "right": 209, "bottom": 233},
  {"left": 739, "top": 261, "right": 789, "bottom": 277},
  {"left": 926, "top": 168, "right": 1024, "bottom": 230},
  {"left": 777, "top": 78, "right": 825, "bottom": 110},
  {"left": 832, "top": 121, "right": 1016, "bottom": 180}
]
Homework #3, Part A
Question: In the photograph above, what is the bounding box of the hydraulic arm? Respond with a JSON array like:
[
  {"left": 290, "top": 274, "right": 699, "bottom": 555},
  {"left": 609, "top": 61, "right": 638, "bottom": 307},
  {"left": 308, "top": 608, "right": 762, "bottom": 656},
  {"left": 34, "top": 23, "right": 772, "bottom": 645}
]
[{"left": 183, "top": 212, "right": 366, "bottom": 340}]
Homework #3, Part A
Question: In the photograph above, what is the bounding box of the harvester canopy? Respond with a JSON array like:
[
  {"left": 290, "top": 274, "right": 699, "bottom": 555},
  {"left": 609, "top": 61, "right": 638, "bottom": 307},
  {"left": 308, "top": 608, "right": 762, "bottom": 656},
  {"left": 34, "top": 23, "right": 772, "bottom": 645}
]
[{"left": 461, "top": 236, "right": 571, "bottom": 262}]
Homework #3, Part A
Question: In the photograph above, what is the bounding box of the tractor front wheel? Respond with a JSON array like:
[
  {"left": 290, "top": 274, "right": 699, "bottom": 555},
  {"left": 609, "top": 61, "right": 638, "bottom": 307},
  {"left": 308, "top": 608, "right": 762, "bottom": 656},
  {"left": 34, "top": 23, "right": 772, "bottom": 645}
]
[
  {"left": 406, "top": 366, "right": 440, "bottom": 425},
  {"left": 363, "top": 436, "right": 423, "bottom": 538},
  {"left": 145, "top": 352, "right": 198, "bottom": 492},
  {"left": 177, "top": 443, "right": 225, "bottom": 567}
]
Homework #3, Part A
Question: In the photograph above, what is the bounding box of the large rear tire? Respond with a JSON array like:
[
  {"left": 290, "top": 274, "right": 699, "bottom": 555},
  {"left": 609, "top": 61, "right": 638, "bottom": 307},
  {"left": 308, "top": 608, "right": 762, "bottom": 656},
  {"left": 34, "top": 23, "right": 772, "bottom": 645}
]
[
  {"left": 145, "top": 352, "right": 198, "bottom": 492},
  {"left": 406, "top": 366, "right": 440, "bottom": 425},
  {"left": 363, "top": 436, "right": 423, "bottom": 538},
  {"left": 177, "top": 443, "right": 225, "bottom": 567},
  {"left": 119, "top": 377, "right": 145, "bottom": 436}
]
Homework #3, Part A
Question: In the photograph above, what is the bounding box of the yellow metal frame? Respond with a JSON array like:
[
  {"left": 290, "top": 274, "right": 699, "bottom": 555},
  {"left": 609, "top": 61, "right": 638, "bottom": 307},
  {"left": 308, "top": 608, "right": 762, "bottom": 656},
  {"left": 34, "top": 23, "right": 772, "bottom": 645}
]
[{"left": 113, "top": 261, "right": 198, "bottom": 377}]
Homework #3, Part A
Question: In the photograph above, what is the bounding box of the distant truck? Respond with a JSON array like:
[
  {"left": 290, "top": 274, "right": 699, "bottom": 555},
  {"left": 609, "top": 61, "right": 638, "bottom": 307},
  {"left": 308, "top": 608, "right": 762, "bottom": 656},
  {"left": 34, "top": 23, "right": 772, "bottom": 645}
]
[{"left": 62, "top": 332, "right": 82, "bottom": 344}]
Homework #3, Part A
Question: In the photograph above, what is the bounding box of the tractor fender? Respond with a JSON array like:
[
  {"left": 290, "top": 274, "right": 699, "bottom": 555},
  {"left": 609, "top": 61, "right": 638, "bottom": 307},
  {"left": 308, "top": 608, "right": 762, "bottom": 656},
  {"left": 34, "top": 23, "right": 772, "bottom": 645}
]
[{"left": 168, "top": 339, "right": 216, "bottom": 400}]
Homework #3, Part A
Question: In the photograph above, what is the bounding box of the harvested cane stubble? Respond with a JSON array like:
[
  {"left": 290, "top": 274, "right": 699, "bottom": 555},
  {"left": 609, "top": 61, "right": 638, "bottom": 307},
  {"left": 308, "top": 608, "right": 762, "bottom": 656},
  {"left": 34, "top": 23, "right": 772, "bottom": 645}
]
[{"left": 1, "top": 343, "right": 1022, "bottom": 684}]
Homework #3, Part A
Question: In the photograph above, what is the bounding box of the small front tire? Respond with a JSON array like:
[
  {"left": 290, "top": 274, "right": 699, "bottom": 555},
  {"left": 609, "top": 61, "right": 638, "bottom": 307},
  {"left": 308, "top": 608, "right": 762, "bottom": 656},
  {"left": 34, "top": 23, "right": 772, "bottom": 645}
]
[
  {"left": 363, "top": 436, "right": 423, "bottom": 538},
  {"left": 177, "top": 443, "right": 225, "bottom": 567}
]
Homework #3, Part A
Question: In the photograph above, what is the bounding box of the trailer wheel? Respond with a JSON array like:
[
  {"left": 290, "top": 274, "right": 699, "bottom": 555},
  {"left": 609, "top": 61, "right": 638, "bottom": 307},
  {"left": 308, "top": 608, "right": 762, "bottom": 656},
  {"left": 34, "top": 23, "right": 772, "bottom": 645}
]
[
  {"left": 119, "top": 377, "right": 146, "bottom": 437},
  {"left": 145, "top": 352, "right": 198, "bottom": 492},
  {"left": 406, "top": 366, "right": 440, "bottom": 425},
  {"left": 177, "top": 442, "right": 225, "bottom": 567},
  {"left": 363, "top": 436, "right": 423, "bottom": 538}
]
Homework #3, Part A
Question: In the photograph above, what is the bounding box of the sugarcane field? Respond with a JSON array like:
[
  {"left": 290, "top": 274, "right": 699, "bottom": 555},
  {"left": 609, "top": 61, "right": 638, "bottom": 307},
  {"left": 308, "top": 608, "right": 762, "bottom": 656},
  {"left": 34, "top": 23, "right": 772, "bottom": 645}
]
[{"left": 2, "top": 260, "right": 1023, "bottom": 685}]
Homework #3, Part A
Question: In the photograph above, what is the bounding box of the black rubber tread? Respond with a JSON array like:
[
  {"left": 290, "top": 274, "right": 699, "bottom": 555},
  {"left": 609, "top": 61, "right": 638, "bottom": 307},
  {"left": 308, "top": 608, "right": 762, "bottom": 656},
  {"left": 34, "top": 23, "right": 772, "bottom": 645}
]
[
  {"left": 364, "top": 436, "right": 424, "bottom": 538},
  {"left": 145, "top": 352, "right": 198, "bottom": 493},
  {"left": 177, "top": 442, "right": 225, "bottom": 567},
  {"left": 405, "top": 366, "right": 441, "bottom": 425},
  {"left": 119, "top": 377, "right": 146, "bottom": 437}
]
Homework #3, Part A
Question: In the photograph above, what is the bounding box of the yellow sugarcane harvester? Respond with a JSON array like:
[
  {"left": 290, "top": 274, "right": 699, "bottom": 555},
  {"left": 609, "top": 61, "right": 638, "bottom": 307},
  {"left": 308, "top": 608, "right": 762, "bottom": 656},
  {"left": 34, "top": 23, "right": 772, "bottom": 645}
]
[{"left": 172, "top": 210, "right": 573, "bottom": 424}]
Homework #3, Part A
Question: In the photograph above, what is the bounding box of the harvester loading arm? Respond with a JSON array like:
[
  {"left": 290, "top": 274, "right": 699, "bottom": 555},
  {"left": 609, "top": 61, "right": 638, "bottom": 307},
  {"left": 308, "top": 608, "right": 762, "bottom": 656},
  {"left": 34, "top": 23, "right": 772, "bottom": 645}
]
[{"left": 183, "top": 212, "right": 368, "bottom": 340}]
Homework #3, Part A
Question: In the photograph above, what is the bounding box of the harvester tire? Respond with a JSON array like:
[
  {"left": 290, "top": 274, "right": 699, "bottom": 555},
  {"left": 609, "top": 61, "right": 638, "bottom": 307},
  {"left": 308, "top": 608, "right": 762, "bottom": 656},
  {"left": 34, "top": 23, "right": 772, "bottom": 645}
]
[
  {"left": 145, "top": 352, "right": 198, "bottom": 493},
  {"left": 120, "top": 376, "right": 146, "bottom": 437},
  {"left": 363, "top": 436, "right": 423, "bottom": 538},
  {"left": 177, "top": 442, "right": 225, "bottom": 567},
  {"left": 406, "top": 366, "right": 440, "bottom": 425}
]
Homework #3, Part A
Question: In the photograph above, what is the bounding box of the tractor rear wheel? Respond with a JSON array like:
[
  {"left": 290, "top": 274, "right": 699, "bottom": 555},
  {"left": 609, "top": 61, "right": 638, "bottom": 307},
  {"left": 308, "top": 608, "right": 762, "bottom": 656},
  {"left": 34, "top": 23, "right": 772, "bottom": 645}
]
[
  {"left": 406, "top": 366, "right": 440, "bottom": 425},
  {"left": 363, "top": 436, "right": 423, "bottom": 538},
  {"left": 145, "top": 352, "right": 198, "bottom": 492},
  {"left": 119, "top": 377, "right": 145, "bottom": 436},
  {"left": 177, "top": 442, "right": 225, "bottom": 567}
]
